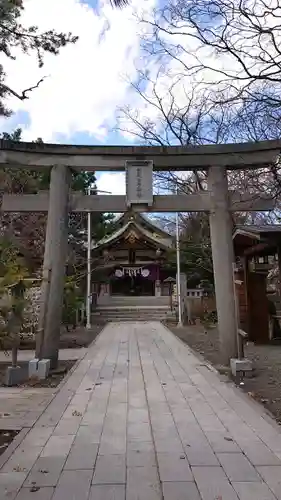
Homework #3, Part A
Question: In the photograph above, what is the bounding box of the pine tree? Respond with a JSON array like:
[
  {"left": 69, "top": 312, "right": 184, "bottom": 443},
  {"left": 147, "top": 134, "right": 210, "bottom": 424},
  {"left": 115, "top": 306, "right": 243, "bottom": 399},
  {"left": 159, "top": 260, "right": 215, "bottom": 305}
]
[
  {"left": 0, "top": 0, "right": 128, "bottom": 116},
  {"left": 0, "top": 0, "right": 78, "bottom": 116}
]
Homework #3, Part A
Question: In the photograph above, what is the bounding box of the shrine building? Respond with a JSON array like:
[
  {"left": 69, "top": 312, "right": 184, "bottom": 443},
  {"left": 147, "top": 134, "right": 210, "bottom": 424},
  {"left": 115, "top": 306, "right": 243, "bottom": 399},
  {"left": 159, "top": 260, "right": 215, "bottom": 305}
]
[{"left": 92, "top": 212, "right": 175, "bottom": 305}]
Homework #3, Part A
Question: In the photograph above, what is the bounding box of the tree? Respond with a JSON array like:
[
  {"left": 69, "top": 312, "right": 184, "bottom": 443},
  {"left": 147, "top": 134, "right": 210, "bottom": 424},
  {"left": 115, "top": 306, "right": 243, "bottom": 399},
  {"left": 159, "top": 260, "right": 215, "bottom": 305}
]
[
  {"left": 117, "top": 23, "right": 281, "bottom": 287},
  {"left": 0, "top": 129, "right": 48, "bottom": 270},
  {"left": 118, "top": 0, "right": 281, "bottom": 208},
  {"left": 0, "top": 0, "right": 128, "bottom": 116},
  {"left": 0, "top": 237, "right": 29, "bottom": 366},
  {"left": 0, "top": 129, "right": 115, "bottom": 273},
  {"left": 141, "top": 0, "right": 281, "bottom": 124}
]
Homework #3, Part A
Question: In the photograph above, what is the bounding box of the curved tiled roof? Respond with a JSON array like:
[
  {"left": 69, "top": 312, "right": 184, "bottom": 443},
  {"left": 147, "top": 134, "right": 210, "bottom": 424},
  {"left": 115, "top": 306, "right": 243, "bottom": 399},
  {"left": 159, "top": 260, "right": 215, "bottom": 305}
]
[{"left": 94, "top": 219, "right": 173, "bottom": 250}]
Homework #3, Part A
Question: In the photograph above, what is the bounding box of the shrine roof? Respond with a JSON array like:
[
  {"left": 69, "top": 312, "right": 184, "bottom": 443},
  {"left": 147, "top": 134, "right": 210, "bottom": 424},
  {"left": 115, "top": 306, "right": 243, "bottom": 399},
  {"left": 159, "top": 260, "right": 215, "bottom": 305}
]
[
  {"left": 233, "top": 225, "right": 281, "bottom": 256},
  {"left": 94, "top": 218, "right": 173, "bottom": 250},
  {"left": 233, "top": 225, "right": 281, "bottom": 241},
  {"left": 115, "top": 212, "right": 170, "bottom": 238}
]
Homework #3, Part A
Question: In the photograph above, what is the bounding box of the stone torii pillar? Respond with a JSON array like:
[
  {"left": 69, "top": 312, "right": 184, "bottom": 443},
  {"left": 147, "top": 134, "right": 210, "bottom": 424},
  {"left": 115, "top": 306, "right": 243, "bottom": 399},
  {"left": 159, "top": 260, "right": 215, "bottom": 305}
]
[
  {"left": 36, "top": 165, "right": 71, "bottom": 368},
  {"left": 208, "top": 166, "right": 238, "bottom": 365}
]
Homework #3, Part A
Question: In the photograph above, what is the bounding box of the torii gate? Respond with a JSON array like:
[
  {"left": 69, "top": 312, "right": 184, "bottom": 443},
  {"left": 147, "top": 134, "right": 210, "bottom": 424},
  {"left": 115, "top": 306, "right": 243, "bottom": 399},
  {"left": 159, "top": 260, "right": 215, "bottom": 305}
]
[{"left": 0, "top": 139, "right": 280, "bottom": 368}]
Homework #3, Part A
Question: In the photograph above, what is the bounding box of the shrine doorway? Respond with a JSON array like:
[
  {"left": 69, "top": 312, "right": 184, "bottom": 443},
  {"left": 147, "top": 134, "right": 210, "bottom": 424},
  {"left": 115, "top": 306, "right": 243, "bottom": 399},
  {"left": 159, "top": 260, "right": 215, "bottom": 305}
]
[{"left": 111, "top": 275, "right": 155, "bottom": 296}]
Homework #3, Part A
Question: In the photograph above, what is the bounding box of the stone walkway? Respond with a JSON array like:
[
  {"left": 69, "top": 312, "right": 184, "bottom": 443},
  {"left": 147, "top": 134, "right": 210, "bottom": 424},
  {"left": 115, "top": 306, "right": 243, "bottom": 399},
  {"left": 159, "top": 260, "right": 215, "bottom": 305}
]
[
  {"left": 0, "top": 348, "right": 87, "bottom": 431},
  {"left": 2, "top": 322, "right": 281, "bottom": 499}
]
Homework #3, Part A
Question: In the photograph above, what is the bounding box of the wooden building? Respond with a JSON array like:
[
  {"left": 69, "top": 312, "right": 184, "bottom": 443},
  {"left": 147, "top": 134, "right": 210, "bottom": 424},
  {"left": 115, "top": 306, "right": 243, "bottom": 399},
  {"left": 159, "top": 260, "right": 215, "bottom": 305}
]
[
  {"left": 233, "top": 225, "right": 281, "bottom": 343},
  {"left": 92, "top": 212, "right": 175, "bottom": 304}
]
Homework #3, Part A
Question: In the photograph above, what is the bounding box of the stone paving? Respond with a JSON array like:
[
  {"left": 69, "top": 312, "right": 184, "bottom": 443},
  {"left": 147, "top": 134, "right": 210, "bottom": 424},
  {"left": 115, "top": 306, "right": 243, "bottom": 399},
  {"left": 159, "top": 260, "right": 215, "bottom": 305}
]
[
  {"left": 2, "top": 321, "right": 281, "bottom": 499},
  {"left": 0, "top": 387, "right": 55, "bottom": 431},
  {"left": 0, "top": 348, "right": 85, "bottom": 431}
]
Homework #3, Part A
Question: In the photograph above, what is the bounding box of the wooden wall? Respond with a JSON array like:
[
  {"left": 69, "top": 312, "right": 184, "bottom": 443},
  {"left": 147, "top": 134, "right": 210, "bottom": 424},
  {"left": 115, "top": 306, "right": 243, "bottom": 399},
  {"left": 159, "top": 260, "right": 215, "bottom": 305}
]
[{"left": 235, "top": 270, "right": 269, "bottom": 343}]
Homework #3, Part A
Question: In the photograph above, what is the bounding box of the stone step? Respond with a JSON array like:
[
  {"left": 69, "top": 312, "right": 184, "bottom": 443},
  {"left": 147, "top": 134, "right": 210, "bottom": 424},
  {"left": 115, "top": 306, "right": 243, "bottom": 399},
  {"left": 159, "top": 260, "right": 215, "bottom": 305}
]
[
  {"left": 97, "top": 296, "right": 170, "bottom": 307},
  {"left": 101, "top": 318, "right": 176, "bottom": 322},
  {"left": 92, "top": 302, "right": 174, "bottom": 323},
  {"left": 92, "top": 307, "right": 175, "bottom": 322},
  {"left": 96, "top": 305, "right": 170, "bottom": 311},
  {"left": 92, "top": 315, "right": 169, "bottom": 321},
  {"left": 93, "top": 309, "right": 170, "bottom": 314},
  {"left": 93, "top": 311, "right": 170, "bottom": 317}
]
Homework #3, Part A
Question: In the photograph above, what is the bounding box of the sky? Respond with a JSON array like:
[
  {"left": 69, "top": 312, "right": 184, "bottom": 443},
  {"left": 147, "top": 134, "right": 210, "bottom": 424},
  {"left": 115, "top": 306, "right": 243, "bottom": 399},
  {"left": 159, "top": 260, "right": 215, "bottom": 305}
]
[
  {"left": 1, "top": 0, "right": 161, "bottom": 195},
  {"left": 0, "top": 0, "right": 242, "bottom": 196}
]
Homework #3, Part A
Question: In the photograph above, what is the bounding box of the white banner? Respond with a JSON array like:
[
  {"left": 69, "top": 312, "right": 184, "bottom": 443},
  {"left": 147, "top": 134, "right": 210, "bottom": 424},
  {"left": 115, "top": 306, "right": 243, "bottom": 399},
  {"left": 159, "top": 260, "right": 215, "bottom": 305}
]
[{"left": 114, "top": 267, "right": 150, "bottom": 278}]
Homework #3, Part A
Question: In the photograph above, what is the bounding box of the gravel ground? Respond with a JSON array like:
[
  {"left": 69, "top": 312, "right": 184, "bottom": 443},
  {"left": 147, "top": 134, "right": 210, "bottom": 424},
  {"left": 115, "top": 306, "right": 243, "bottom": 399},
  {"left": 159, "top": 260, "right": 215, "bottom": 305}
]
[
  {"left": 1, "top": 323, "right": 105, "bottom": 351},
  {"left": 169, "top": 324, "right": 281, "bottom": 424}
]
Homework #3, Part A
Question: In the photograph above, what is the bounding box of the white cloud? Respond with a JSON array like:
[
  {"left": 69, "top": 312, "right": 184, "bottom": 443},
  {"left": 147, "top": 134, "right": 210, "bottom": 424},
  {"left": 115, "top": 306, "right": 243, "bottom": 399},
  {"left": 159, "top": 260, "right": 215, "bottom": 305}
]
[
  {"left": 1, "top": 0, "right": 157, "bottom": 141},
  {"left": 97, "top": 172, "right": 125, "bottom": 195},
  {"left": 1, "top": 0, "right": 260, "bottom": 146}
]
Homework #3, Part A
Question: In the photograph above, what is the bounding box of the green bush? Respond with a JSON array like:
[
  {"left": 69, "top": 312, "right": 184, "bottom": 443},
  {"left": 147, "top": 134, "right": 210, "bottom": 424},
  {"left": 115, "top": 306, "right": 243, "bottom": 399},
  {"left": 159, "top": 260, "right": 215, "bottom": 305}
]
[{"left": 62, "top": 276, "right": 84, "bottom": 329}]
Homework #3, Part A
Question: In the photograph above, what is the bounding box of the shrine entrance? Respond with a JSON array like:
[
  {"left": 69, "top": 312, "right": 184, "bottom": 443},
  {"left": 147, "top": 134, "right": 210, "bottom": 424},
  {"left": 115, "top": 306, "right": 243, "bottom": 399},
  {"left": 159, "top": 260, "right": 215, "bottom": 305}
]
[
  {"left": 111, "top": 273, "right": 155, "bottom": 296},
  {"left": 1, "top": 139, "right": 280, "bottom": 367},
  {"left": 93, "top": 212, "right": 172, "bottom": 301}
]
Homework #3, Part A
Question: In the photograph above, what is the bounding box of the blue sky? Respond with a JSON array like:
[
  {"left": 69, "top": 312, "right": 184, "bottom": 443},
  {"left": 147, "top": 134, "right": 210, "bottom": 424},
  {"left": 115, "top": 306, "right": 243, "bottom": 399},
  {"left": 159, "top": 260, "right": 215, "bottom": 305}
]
[
  {"left": 0, "top": 0, "right": 218, "bottom": 194},
  {"left": 0, "top": 0, "right": 159, "bottom": 146},
  {"left": 0, "top": 0, "right": 162, "bottom": 193}
]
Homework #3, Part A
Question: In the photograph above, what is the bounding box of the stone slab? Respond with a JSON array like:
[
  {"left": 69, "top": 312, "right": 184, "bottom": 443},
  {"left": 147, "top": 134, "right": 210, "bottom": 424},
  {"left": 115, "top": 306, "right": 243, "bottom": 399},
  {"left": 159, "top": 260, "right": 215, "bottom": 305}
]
[
  {"left": 192, "top": 466, "right": 239, "bottom": 500},
  {"left": 232, "top": 481, "right": 276, "bottom": 500},
  {"left": 127, "top": 441, "right": 155, "bottom": 452},
  {"left": 242, "top": 443, "right": 281, "bottom": 466},
  {"left": 64, "top": 442, "right": 98, "bottom": 470},
  {"left": 126, "top": 466, "right": 162, "bottom": 500},
  {"left": 92, "top": 455, "right": 126, "bottom": 485},
  {"left": 217, "top": 452, "right": 261, "bottom": 482},
  {"left": 15, "top": 487, "right": 55, "bottom": 500},
  {"left": 89, "top": 484, "right": 125, "bottom": 500},
  {"left": 24, "top": 456, "right": 66, "bottom": 488},
  {"left": 162, "top": 482, "right": 202, "bottom": 500},
  {"left": 1, "top": 445, "right": 43, "bottom": 473},
  {"left": 40, "top": 434, "right": 75, "bottom": 458},
  {"left": 184, "top": 446, "right": 219, "bottom": 466},
  {"left": 0, "top": 472, "right": 26, "bottom": 500},
  {"left": 52, "top": 469, "right": 92, "bottom": 500},
  {"left": 204, "top": 431, "right": 241, "bottom": 453},
  {"left": 127, "top": 450, "right": 157, "bottom": 468},
  {"left": 22, "top": 427, "right": 55, "bottom": 448},
  {"left": 157, "top": 453, "right": 193, "bottom": 482},
  {"left": 4, "top": 322, "right": 281, "bottom": 500},
  {"left": 257, "top": 466, "right": 281, "bottom": 499}
]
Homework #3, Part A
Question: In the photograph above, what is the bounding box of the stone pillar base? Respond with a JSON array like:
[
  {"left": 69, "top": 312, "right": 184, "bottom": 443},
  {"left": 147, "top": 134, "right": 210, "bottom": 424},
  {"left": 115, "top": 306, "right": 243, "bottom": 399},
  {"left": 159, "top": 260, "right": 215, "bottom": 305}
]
[
  {"left": 5, "top": 366, "right": 25, "bottom": 386},
  {"left": 29, "top": 358, "right": 51, "bottom": 379},
  {"left": 230, "top": 358, "right": 253, "bottom": 376}
]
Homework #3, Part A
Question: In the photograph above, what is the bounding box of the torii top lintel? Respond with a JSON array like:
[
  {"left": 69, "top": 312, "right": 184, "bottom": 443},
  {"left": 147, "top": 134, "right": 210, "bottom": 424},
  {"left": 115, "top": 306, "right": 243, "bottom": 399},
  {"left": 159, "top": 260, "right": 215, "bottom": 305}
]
[{"left": 0, "top": 139, "right": 281, "bottom": 171}]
